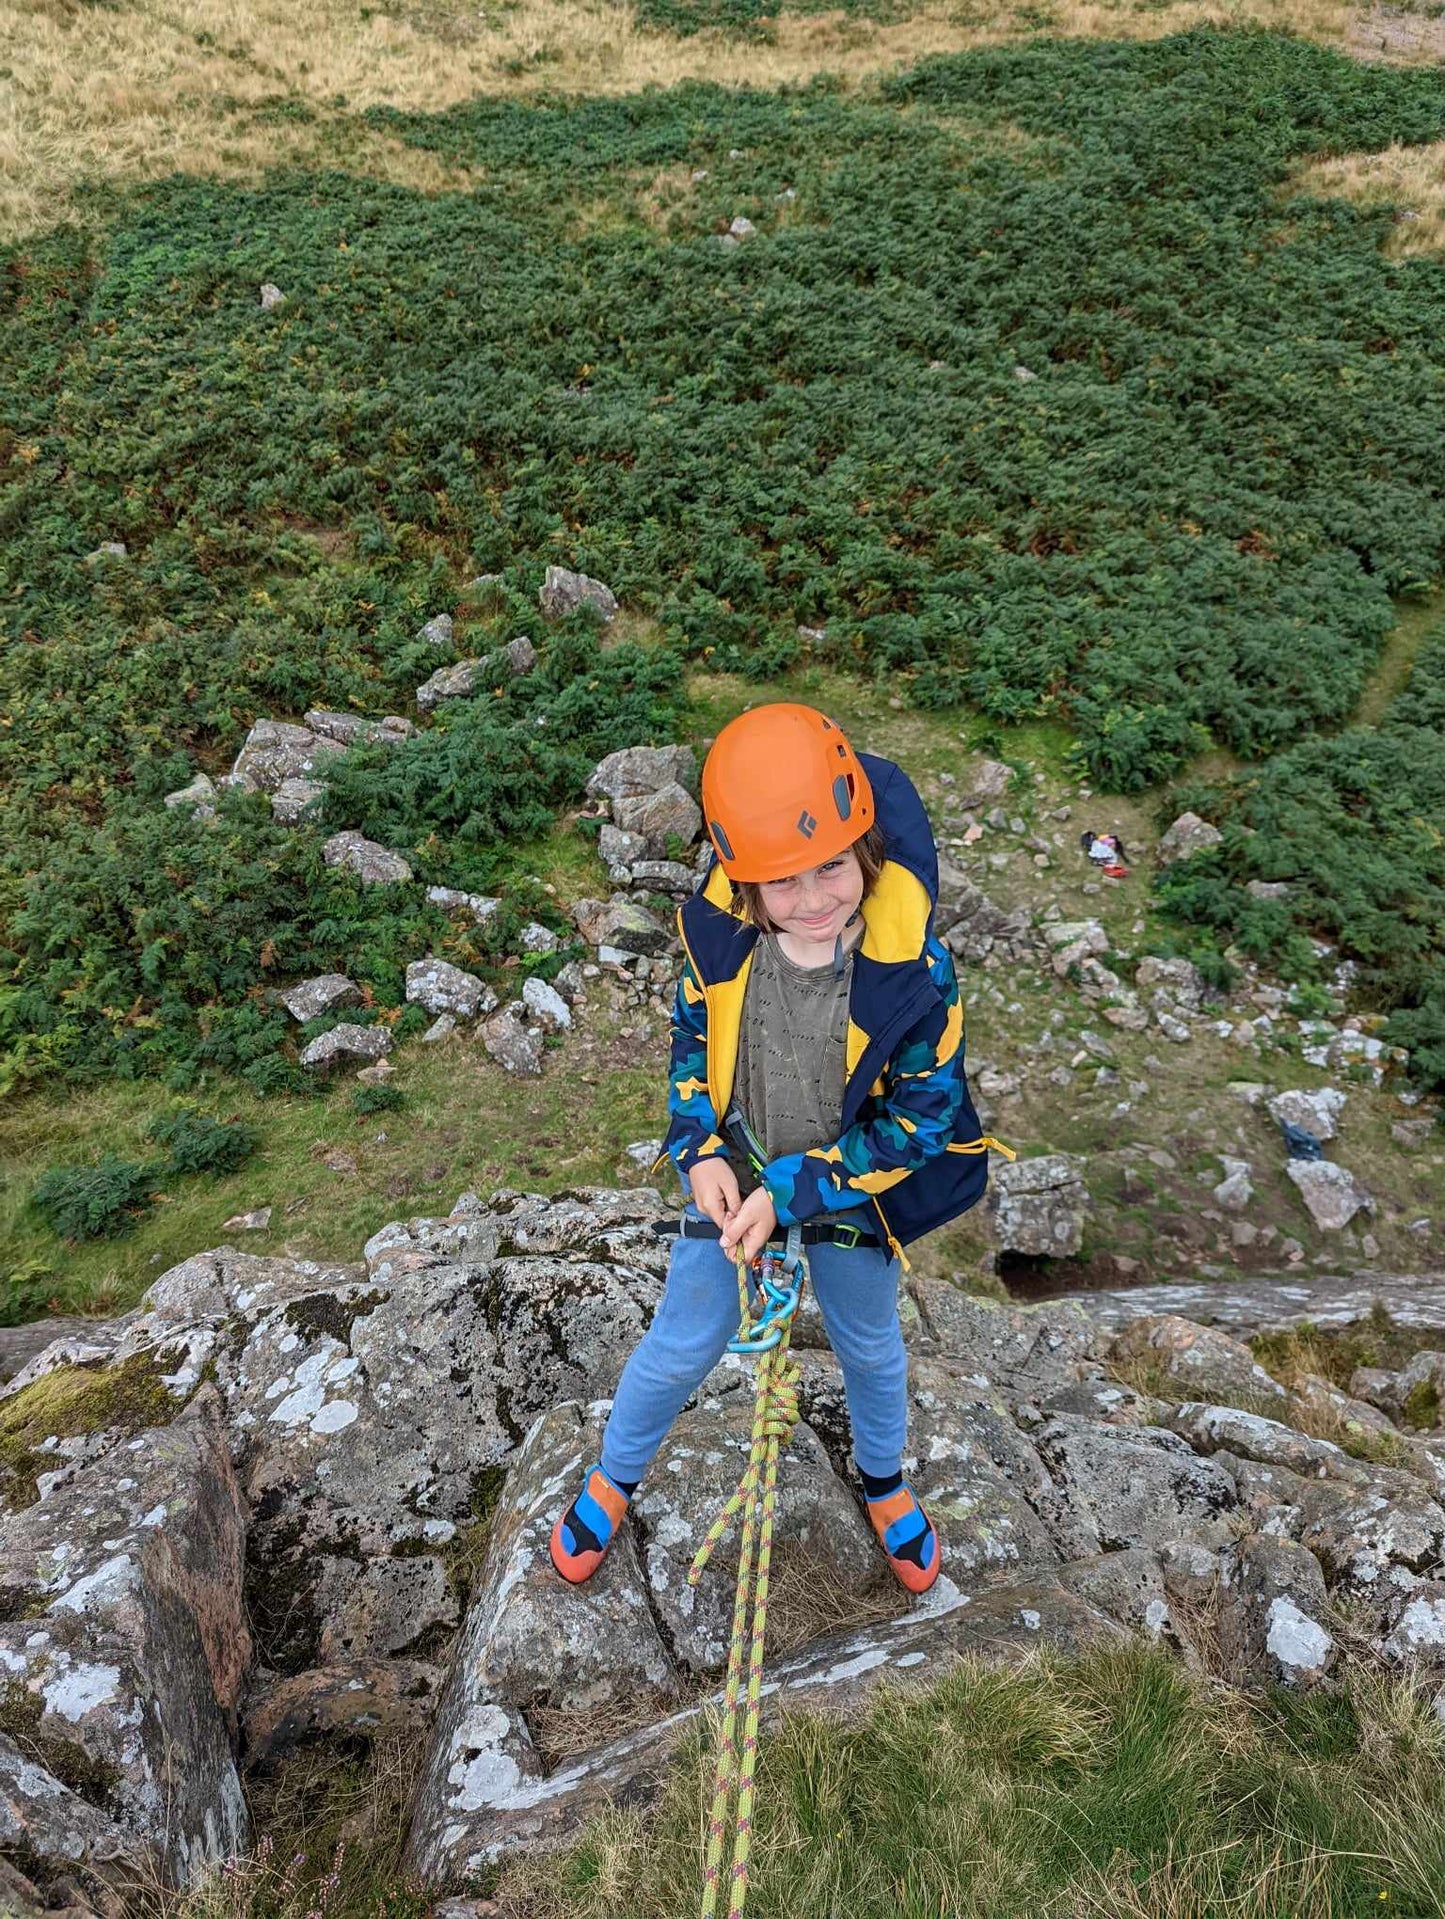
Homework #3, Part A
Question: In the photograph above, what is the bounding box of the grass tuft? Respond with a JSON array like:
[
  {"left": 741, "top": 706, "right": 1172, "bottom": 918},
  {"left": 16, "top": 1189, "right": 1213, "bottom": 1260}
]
[{"left": 496, "top": 1641, "right": 1445, "bottom": 1916}]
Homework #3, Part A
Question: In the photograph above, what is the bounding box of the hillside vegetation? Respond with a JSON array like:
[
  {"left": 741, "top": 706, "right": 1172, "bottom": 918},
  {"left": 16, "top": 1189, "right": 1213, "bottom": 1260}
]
[{"left": 4, "top": 28, "right": 1445, "bottom": 1111}]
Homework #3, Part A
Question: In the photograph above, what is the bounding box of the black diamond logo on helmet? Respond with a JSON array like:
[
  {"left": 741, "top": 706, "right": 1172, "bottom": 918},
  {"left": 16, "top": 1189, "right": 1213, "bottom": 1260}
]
[{"left": 797, "top": 810, "right": 817, "bottom": 838}]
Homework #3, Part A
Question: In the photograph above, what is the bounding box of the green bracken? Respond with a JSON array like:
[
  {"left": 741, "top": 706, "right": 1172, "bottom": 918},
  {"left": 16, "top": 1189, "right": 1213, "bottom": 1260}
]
[{"left": 4, "top": 29, "right": 1445, "bottom": 1103}]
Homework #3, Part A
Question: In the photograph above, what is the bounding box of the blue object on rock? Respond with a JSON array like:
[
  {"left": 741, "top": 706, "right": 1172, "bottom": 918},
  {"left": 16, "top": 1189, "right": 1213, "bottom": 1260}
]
[{"left": 1279, "top": 1119, "right": 1325, "bottom": 1161}]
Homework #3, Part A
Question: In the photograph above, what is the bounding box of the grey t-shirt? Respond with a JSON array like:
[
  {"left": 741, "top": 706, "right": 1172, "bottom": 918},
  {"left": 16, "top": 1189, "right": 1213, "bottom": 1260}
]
[{"left": 732, "top": 933, "right": 854, "bottom": 1197}]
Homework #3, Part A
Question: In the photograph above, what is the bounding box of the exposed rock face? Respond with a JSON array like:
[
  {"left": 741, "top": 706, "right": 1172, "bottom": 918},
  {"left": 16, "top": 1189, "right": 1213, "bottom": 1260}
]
[
  {"left": 572, "top": 895, "right": 673, "bottom": 957},
  {"left": 1047, "top": 1269, "right": 1445, "bottom": 1339},
  {"left": 270, "top": 777, "right": 325, "bottom": 825},
  {"left": 613, "top": 781, "right": 702, "bottom": 854},
  {"left": 404, "top": 1567, "right": 1124, "bottom": 1881},
  {"left": 991, "top": 1154, "right": 1089, "bottom": 1258},
  {"left": 1032, "top": 1417, "right": 1240, "bottom": 1551},
  {"left": 1110, "top": 1316, "right": 1286, "bottom": 1405},
  {"left": 539, "top": 566, "right": 617, "bottom": 622},
  {"left": 163, "top": 773, "right": 217, "bottom": 820},
  {"left": 8, "top": 1188, "right": 1445, "bottom": 1896},
  {"left": 481, "top": 1005, "right": 544, "bottom": 1076},
  {"left": 934, "top": 859, "right": 1033, "bottom": 964},
  {"left": 1218, "top": 1536, "right": 1335, "bottom": 1688},
  {"left": 242, "top": 1657, "right": 446, "bottom": 1771},
  {"left": 321, "top": 831, "right": 413, "bottom": 885},
  {"left": 0, "top": 1389, "right": 249, "bottom": 1887},
  {"left": 416, "top": 660, "right": 483, "bottom": 712},
  {"left": 956, "top": 756, "right": 1015, "bottom": 809},
  {"left": 906, "top": 1278, "right": 1100, "bottom": 1396},
  {"left": 1269, "top": 1087, "right": 1346, "bottom": 1142}
]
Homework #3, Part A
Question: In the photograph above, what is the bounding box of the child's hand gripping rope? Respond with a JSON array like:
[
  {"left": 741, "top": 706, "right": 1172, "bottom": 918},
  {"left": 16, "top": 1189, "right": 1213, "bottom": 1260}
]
[{"left": 687, "top": 1231, "right": 804, "bottom": 1919}]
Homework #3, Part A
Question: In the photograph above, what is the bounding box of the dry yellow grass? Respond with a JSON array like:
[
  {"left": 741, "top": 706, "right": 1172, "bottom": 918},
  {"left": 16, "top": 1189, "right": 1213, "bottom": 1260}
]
[
  {"left": 0, "top": 0, "right": 1406, "bottom": 243},
  {"left": 1296, "top": 138, "right": 1445, "bottom": 257}
]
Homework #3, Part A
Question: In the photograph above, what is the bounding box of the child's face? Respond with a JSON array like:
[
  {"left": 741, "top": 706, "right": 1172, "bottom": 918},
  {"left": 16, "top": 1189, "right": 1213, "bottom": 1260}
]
[{"left": 758, "top": 847, "right": 865, "bottom": 943}]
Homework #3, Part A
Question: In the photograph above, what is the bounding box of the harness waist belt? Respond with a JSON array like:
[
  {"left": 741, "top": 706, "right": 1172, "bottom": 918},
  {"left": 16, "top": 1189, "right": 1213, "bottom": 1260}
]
[{"left": 653, "top": 1215, "right": 876, "bottom": 1250}]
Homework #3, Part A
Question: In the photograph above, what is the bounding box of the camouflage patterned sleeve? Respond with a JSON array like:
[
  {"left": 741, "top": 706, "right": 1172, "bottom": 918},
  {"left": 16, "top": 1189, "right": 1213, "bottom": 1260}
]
[
  {"left": 663, "top": 950, "right": 731, "bottom": 1176},
  {"left": 761, "top": 937, "right": 965, "bottom": 1224}
]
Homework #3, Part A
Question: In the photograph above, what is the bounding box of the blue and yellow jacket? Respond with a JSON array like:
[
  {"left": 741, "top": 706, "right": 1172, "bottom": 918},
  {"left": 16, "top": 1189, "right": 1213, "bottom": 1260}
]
[{"left": 663, "top": 752, "right": 1005, "bottom": 1263}]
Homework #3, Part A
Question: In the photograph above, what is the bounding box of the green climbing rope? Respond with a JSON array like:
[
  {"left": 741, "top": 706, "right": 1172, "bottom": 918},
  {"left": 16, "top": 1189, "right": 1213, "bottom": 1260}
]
[{"left": 688, "top": 1230, "right": 805, "bottom": 1919}]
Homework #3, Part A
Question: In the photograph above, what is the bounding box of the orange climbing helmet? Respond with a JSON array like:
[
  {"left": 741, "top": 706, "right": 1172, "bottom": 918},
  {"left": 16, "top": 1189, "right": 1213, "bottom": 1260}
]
[{"left": 701, "top": 703, "right": 875, "bottom": 883}]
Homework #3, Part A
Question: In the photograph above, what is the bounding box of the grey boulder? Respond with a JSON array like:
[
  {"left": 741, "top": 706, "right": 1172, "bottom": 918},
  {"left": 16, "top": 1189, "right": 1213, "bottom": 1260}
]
[
  {"left": 1218, "top": 1536, "right": 1335, "bottom": 1687},
  {"left": 279, "top": 973, "right": 360, "bottom": 1023},
  {"left": 1032, "top": 1415, "right": 1239, "bottom": 1552},
  {"left": 1286, "top": 1160, "right": 1373, "bottom": 1231},
  {"left": 298, "top": 1023, "right": 393, "bottom": 1076},
  {"left": 270, "top": 776, "right": 326, "bottom": 825},
  {"left": 322, "top": 831, "right": 413, "bottom": 885},
  {"left": 539, "top": 566, "right": 617, "bottom": 622},
  {"left": 0, "top": 1388, "right": 250, "bottom": 1886},
  {"left": 1156, "top": 812, "right": 1223, "bottom": 864},
  {"left": 481, "top": 1006, "right": 543, "bottom": 1076},
  {"left": 587, "top": 745, "right": 697, "bottom": 806},
  {"left": 304, "top": 710, "right": 414, "bottom": 749},
  {"left": 990, "top": 1154, "right": 1089, "bottom": 1258},
  {"left": 228, "top": 719, "right": 341, "bottom": 794},
  {"left": 406, "top": 957, "right": 494, "bottom": 1020},
  {"left": 613, "top": 781, "right": 702, "bottom": 855}
]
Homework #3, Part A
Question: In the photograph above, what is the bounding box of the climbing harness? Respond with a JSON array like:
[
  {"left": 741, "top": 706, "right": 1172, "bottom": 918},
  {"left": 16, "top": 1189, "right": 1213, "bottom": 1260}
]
[{"left": 688, "top": 1223, "right": 806, "bottom": 1919}]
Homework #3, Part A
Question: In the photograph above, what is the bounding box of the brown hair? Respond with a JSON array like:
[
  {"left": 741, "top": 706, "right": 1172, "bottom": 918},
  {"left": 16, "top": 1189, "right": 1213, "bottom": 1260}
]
[{"left": 732, "top": 822, "right": 887, "bottom": 932}]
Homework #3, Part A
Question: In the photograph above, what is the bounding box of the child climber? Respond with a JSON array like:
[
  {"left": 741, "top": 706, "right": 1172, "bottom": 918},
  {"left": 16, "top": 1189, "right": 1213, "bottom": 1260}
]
[{"left": 550, "top": 702, "right": 996, "bottom": 1597}]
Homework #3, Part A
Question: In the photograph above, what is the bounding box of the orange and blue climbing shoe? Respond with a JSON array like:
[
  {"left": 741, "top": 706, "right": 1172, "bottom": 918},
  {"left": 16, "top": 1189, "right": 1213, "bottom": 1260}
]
[
  {"left": 866, "top": 1482, "right": 941, "bottom": 1595},
  {"left": 549, "top": 1464, "right": 632, "bottom": 1585}
]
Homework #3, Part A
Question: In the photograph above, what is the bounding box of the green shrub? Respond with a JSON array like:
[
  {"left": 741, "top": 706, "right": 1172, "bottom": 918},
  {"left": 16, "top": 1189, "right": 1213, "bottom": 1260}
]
[
  {"left": 5, "top": 28, "right": 1445, "bottom": 1106},
  {"left": 352, "top": 1083, "right": 405, "bottom": 1115},
  {"left": 31, "top": 1157, "right": 157, "bottom": 1240},
  {"left": 0, "top": 1261, "right": 57, "bottom": 1329},
  {"left": 146, "top": 1108, "right": 259, "bottom": 1176},
  {"left": 1157, "top": 625, "right": 1445, "bottom": 1091}
]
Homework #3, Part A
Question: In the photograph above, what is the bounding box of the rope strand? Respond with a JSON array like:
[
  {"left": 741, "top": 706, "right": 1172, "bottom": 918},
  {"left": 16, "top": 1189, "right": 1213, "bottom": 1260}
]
[{"left": 691, "top": 1237, "right": 804, "bottom": 1919}]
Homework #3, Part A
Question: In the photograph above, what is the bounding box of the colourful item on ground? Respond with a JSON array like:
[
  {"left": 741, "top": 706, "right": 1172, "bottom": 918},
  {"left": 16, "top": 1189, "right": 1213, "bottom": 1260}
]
[
  {"left": 548, "top": 1464, "right": 631, "bottom": 1584},
  {"left": 689, "top": 1234, "right": 806, "bottom": 1919},
  {"left": 701, "top": 703, "right": 875, "bottom": 882},
  {"left": 865, "top": 1481, "right": 942, "bottom": 1595}
]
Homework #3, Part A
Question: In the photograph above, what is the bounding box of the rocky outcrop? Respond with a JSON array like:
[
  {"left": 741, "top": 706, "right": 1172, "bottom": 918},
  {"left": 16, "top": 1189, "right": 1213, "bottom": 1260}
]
[
  {"left": 540, "top": 567, "right": 617, "bottom": 622},
  {"left": 990, "top": 1154, "right": 1090, "bottom": 1258},
  {"left": 5, "top": 1189, "right": 1445, "bottom": 1895},
  {"left": 321, "top": 831, "right": 413, "bottom": 886},
  {"left": 298, "top": 1022, "right": 392, "bottom": 1076},
  {"left": 0, "top": 1389, "right": 249, "bottom": 1889},
  {"left": 1156, "top": 811, "right": 1222, "bottom": 864},
  {"left": 405, "top": 957, "right": 496, "bottom": 1021}
]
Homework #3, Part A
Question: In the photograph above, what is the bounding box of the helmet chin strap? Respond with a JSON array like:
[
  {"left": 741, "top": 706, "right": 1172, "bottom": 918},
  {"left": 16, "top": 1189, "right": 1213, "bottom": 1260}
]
[{"left": 832, "top": 908, "right": 862, "bottom": 978}]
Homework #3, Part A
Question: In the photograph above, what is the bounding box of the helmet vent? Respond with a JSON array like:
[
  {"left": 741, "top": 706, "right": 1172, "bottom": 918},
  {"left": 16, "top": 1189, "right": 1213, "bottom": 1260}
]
[
  {"left": 832, "top": 774, "right": 853, "bottom": 821},
  {"left": 710, "top": 820, "right": 735, "bottom": 861}
]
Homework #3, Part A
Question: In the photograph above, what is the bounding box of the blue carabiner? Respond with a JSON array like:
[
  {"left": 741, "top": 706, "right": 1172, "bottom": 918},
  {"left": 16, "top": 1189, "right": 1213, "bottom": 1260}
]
[{"left": 727, "top": 1245, "right": 804, "bottom": 1354}]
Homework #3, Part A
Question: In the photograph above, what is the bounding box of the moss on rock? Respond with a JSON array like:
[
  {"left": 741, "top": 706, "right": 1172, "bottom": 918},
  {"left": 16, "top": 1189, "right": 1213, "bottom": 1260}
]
[{"left": 0, "top": 1351, "right": 187, "bottom": 1512}]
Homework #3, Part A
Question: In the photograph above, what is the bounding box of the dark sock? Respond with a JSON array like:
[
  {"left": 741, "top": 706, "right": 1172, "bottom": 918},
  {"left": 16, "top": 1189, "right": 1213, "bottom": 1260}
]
[
  {"left": 859, "top": 1467, "right": 904, "bottom": 1500},
  {"left": 611, "top": 1473, "right": 639, "bottom": 1498}
]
